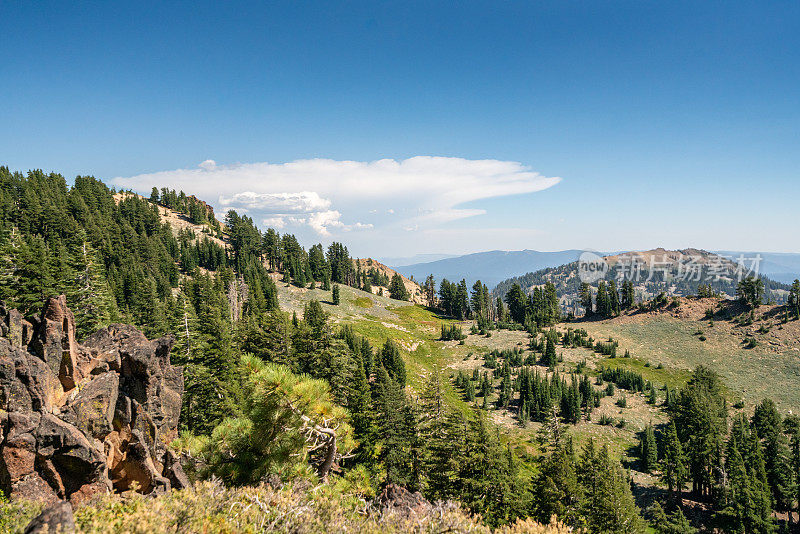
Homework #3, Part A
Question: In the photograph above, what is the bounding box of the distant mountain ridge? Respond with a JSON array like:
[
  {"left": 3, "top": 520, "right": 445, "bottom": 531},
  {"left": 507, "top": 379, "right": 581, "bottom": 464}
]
[
  {"left": 394, "top": 248, "right": 800, "bottom": 292},
  {"left": 393, "top": 249, "right": 588, "bottom": 290},
  {"left": 713, "top": 251, "right": 800, "bottom": 284},
  {"left": 492, "top": 248, "right": 793, "bottom": 314}
]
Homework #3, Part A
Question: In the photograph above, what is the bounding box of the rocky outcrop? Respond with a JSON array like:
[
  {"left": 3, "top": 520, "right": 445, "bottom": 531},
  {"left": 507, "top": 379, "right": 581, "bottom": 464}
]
[{"left": 0, "top": 296, "right": 187, "bottom": 505}]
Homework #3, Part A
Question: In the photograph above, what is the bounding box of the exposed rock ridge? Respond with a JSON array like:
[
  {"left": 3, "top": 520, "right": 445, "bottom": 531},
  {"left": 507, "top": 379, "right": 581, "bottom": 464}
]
[{"left": 0, "top": 295, "right": 187, "bottom": 505}]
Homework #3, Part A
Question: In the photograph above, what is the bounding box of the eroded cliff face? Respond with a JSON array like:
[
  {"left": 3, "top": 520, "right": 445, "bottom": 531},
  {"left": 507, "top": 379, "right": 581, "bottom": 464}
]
[{"left": 0, "top": 295, "right": 187, "bottom": 505}]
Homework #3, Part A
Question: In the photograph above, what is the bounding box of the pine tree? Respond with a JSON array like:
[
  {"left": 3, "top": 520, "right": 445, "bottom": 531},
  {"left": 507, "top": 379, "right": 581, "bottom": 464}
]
[
  {"left": 331, "top": 283, "right": 340, "bottom": 305},
  {"left": 504, "top": 283, "right": 527, "bottom": 324},
  {"left": 609, "top": 280, "right": 621, "bottom": 316},
  {"left": 789, "top": 279, "right": 800, "bottom": 320},
  {"left": 716, "top": 416, "right": 775, "bottom": 534},
  {"left": 373, "top": 364, "right": 419, "bottom": 489},
  {"left": 660, "top": 420, "right": 687, "bottom": 497},
  {"left": 640, "top": 423, "right": 658, "bottom": 473},
  {"left": 419, "top": 372, "right": 460, "bottom": 501},
  {"left": 648, "top": 502, "right": 697, "bottom": 534},
  {"left": 621, "top": 280, "right": 635, "bottom": 310},
  {"left": 205, "top": 356, "right": 355, "bottom": 484},
  {"left": 596, "top": 280, "right": 610, "bottom": 317},
  {"left": 424, "top": 274, "right": 436, "bottom": 307},
  {"left": 533, "top": 439, "right": 581, "bottom": 524},
  {"left": 70, "top": 239, "right": 119, "bottom": 338},
  {"left": 543, "top": 334, "right": 558, "bottom": 369},
  {"left": 737, "top": 276, "right": 764, "bottom": 310},
  {"left": 581, "top": 443, "right": 644, "bottom": 533},
  {"left": 672, "top": 366, "right": 727, "bottom": 500},
  {"left": 752, "top": 399, "right": 794, "bottom": 516},
  {"left": 649, "top": 386, "right": 658, "bottom": 405},
  {"left": 580, "top": 282, "right": 593, "bottom": 316},
  {"left": 389, "top": 273, "right": 410, "bottom": 301},
  {"left": 381, "top": 339, "right": 406, "bottom": 387},
  {"left": 0, "top": 227, "right": 22, "bottom": 306}
]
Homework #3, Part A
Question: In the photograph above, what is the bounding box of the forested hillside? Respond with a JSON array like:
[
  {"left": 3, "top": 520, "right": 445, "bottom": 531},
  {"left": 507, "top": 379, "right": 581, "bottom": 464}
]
[
  {"left": 7, "top": 166, "right": 800, "bottom": 534},
  {"left": 2, "top": 167, "right": 616, "bottom": 533}
]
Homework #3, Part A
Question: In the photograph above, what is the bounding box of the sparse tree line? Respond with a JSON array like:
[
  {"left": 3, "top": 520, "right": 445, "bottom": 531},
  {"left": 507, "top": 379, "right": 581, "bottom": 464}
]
[
  {"left": 494, "top": 260, "right": 792, "bottom": 315},
  {"left": 453, "top": 329, "right": 649, "bottom": 428}
]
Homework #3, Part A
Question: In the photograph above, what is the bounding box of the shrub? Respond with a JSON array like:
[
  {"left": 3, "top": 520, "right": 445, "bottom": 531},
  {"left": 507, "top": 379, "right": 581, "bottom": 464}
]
[
  {"left": 68, "top": 477, "right": 566, "bottom": 534},
  {"left": 0, "top": 492, "right": 41, "bottom": 533},
  {"left": 441, "top": 324, "right": 466, "bottom": 341},
  {"left": 616, "top": 396, "right": 628, "bottom": 408}
]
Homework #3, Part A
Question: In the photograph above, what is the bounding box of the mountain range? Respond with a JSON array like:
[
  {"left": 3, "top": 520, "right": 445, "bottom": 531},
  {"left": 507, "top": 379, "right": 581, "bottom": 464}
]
[
  {"left": 392, "top": 249, "right": 588, "bottom": 289},
  {"left": 394, "top": 249, "right": 800, "bottom": 291}
]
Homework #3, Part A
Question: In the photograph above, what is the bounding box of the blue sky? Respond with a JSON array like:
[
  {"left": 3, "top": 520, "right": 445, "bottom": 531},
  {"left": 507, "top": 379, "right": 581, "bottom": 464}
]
[{"left": 2, "top": 1, "right": 798, "bottom": 257}]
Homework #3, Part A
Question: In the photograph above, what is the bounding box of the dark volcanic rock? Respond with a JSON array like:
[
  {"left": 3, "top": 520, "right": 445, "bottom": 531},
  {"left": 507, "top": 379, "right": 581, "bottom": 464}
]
[
  {"left": 0, "top": 296, "right": 185, "bottom": 505},
  {"left": 375, "top": 483, "right": 430, "bottom": 510},
  {"left": 24, "top": 500, "right": 75, "bottom": 534}
]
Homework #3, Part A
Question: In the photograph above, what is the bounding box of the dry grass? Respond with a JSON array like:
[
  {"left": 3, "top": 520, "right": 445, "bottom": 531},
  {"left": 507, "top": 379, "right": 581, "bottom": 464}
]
[
  {"left": 577, "top": 302, "right": 800, "bottom": 411},
  {"left": 3, "top": 480, "right": 578, "bottom": 534}
]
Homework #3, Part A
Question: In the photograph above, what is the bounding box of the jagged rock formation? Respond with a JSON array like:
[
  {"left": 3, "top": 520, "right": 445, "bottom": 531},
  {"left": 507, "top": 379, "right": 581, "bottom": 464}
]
[{"left": 0, "top": 295, "right": 187, "bottom": 505}]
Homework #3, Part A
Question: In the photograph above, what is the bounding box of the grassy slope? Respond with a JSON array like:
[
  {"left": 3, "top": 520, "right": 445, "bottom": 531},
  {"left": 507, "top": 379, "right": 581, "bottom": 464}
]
[
  {"left": 576, "top": 303, "right": 800, "bottom": 411},
  {"left": 278, "top": 278, "right": 661, "bottom": 472},
  {"left": 273, "top": 283, "right": 800, "bottom": 522}
]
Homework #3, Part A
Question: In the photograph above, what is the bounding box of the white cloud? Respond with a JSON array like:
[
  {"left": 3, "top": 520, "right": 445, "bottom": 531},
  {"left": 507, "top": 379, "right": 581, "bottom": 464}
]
[
  {"left": 221, "top": 191, "right": 331, "bottom": 213},
  {"left": 112, "top": 156, "right": 561, "bottom": 250},
  {"left": 262, "top": 217, "right": 287, "bottom": 229}
]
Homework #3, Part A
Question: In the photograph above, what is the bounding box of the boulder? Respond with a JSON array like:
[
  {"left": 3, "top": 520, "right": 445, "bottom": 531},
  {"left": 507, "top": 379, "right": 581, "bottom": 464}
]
[
  {"left": 66, "top": 371, "right": 119, "bottom": 439},
  {"left": 162, "top": 449, "right": 190, "bottom": 490},
  {"left": 0, "top": 297, "right": 185, "bottom": 503},
  {"left": 23, "top": 501, "right": 75, "bottom": 534},
  {"left": 375, "top": 483, "right": 430, "bottom": 510}
]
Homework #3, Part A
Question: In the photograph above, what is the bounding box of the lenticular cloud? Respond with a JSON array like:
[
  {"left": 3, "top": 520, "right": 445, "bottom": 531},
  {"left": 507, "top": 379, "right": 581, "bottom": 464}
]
[{"left": 112, "top": 156, "right": 560, "bottom": 237}]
